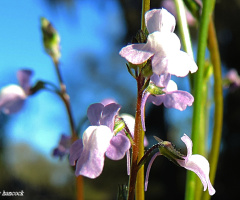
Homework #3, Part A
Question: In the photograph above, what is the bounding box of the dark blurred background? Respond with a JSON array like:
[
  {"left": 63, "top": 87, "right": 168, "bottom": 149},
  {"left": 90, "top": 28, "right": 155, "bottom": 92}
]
[{"left": 0, "top": 0, "right": 239, "bottom": 199}]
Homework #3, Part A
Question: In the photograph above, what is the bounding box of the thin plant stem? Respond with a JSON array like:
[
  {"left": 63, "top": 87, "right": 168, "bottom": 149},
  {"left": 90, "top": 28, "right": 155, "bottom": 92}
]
[
  {"left": 127, "top": 75, "right": 145, "bottom": 200},
  {"left": 54, "top": 61, "right": 78, "bottom": 141},
  {"left": 174, "top": 0, "right": 194, "bottom": 88},
  {"left": 201, "top": 16, "right": 223, "bottom": 200},
  {"left": 136, "top": 0, "right": 150, "bottom": 199},
  {"left": 53, "top": 60, "right": 83, "bottom": 200},
  {"left": 174, "top": 0, "right": 194, "bottom": 58},
  {"left": 185, "top": 0, "right": 215, "bottom": 199}
]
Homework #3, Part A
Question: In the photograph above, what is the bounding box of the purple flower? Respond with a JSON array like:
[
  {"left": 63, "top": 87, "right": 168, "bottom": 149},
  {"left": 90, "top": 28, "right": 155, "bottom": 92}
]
[
  {"left": 53, "top": 134, "right": 71, "bottom": 159},
  {"left": 69, "top": 125, "right": 114, "bottom": 178},
  {"left": 224, "top": 69, "right": 240, "bottom": 90},
  {"left": 0, "top": 70, "right": 32, "bottom": 114},
  {"left": 145, "top": 134, "right": 215, "bottom": 196},
  {"left": 69, "top": 103, "right": 132, "bottom": 178},
  {"left": 119, "top": 8, "right": 197, "bottom": 77},
  {"left": 176, "top": 134, "right": 216, "bottom": 195},
  {"left": 141, "top": 73, "right": 194, "bottom": 130}
]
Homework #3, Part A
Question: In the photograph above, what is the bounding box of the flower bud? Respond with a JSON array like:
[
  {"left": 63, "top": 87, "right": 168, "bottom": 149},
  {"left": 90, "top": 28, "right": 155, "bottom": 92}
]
[
  {"left": 154, "top": 136, "right": 184, "bottom": 166},
  {"left": 41, "top": 17, "right": 61, "bottom": 63}
]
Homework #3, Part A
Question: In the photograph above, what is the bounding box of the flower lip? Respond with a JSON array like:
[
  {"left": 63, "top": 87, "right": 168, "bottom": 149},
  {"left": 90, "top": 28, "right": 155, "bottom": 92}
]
[{"left": 177, "top": 134, "right": 216, "bottom": 196}]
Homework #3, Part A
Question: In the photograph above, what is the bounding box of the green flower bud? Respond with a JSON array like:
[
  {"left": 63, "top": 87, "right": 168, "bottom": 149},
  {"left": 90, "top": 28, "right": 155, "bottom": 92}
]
[
  {"left": 41, "top": 17, "right": 61, "bottom": 63},
  {"left": 154, "top": 136, "right": 184, "bottom": 166}
]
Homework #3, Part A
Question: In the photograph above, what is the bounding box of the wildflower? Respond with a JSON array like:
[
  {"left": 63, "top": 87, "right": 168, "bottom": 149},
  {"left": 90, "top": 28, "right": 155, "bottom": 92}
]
[
  {"left": 145, "top": 134, "right": 215, "bottom": 196},
  {"left": 223, "top": 69, "right": 240, "bottom": 90},
  {"left": 53, "top": 134, "right": 71, "bottom": 159},
  {"left": 119, "top": 8, "right": 197, "bottom": 77},
  {"left": 141, "top": 73, "right": 194, "bottom": 130},
  {"left": 0, "top": 70, "right": 32, "bottom": 114},
  {"left": 69, "top": 103, "right": 132, "bottom": 178},
  {"left": 177, "top": 134, "right": 216, "bottom": 195}
]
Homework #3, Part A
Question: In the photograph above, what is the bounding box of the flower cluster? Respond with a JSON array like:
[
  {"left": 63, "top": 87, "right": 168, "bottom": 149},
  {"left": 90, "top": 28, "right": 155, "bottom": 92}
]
[
  {"left": 119, "top": 8, "right": 215, "bottom": 196},
  {"left": 0, "top": 5, "right": 219, "bottom": 199},
  {"left": 120, "top": 8, "right": 197, "bottom": 77}
]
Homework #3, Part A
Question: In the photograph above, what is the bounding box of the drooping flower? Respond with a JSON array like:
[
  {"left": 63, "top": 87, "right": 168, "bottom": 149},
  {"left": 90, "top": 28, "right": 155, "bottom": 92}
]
[
  {"left": 69, "top": 103, "right": 132, "bottom": 178},
  {"left": 119, "top": 8, "right": 197, "bottom": 77},
  {"left": 176, "top": 134, "right": 216, "bottom": 196},
  {"left": 145, "top": 134, "right": 215, "bottom": 196},
  {"left": 141, "top": 73, "right": 194, "bottom": 130},
  {"left": 0, "top": 70, "right": 32, "bottom": 114},
  {"left": 53, "top": 134, "right": 71, "bottom": 159}
]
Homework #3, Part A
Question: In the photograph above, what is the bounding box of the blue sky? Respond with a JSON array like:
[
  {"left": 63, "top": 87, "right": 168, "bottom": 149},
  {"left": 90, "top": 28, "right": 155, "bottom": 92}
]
[
  {"left": 0, "top": 0, "right": 134, "bottom": 157},
  {"left": 0, "top": 0, "right": 202, "bottom": 159}
]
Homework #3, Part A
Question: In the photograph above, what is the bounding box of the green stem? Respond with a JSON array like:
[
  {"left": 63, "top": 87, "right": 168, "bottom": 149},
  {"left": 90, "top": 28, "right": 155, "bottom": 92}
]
[
  {"left": 141, "top": 0, "right": 150, "bottom": 31},
  {"left": 174, "top": 0, "right": 194, "bottom": 90},
  {"left": 54, "top": 61, "right": 78, "bottom": 141},
  {"left": 185, "top": 0, "right": 214, "bottom": 199},
  {"left": 201, "top": 16, "right": 223, "bottom": 200},
  {"left": 53, "top": 61, "right": 83, "bottom": 200},
  {"left": 174, "top": 0, "right": 193, "bottom": 58}
]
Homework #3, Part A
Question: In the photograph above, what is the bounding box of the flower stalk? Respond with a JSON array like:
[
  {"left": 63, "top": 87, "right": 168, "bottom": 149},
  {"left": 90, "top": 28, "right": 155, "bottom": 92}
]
[
  {"left": 53, "top": 60, "right": 83, "bottom": 200},
  {"left": 201, "top": 16, "right": 223, "bottom": 200},
  {"left": 127, "top": 74, "right": 145, "bottom": 200},
  {"left": 127, "top": 1, "right": 150, "bottom": 199},
  {"left": 185, "top": 0, "right": 215, "bottom": 199}
]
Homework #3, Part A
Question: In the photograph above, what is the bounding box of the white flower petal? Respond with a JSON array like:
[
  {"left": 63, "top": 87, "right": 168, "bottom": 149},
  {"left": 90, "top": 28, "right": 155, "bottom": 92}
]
[
  {"left": 76, "top": 125, "right": 114, "bottom": 178},
  {"left": 145, "top": 8, "right": 176, "bottom": 33},
  {"left": 165, "top": 80, "right": 178, "bottom": 92},
  {"left": 167, "top": 51, "right": 198, "bottom": 77},
  {"left": 177, "top": 134, "right": 216, "bottom": 196},
  {"left": 0, "top": 84, "right": 26, "bottom": 114}
]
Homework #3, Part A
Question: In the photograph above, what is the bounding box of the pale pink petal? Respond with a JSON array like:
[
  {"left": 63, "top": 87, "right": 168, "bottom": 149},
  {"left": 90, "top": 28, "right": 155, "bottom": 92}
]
[
  {"left": 147, "top": 32, "right": 180, "bottom": 55},
  {"left": 75, "top": 125, "right": 113, "bottom": 178},
  {"left": 17, "top": 69, "right": 33, "bottom": 94},
  {"left": 119, "top": 44, "right": 154, "bottom": 65},
  {"left": 69, "top": 139, "right": 83, "bottom": 166},
  {"left": 126, "top": 150, "right": 131, "bottom": 175},
  {"left": 180, "top": 134, "right": 193, "bottom": 157},
  {"left": 151, "top": 73, "right": 171, "bottom": 88},
  {"left": 141, "top": 91, "right": 151, "bottom": 131},
  {"left": 0, "top": 85, "right": 26, "bottom": 114},
  {"left": 87, "top": 103, "right": 104, "bottom": 125},
  {"left": 178, "top": 154, "right": 215, "bottom": 195},
  {"left": 145, "top": 8, "right": 176, "bottom": 33},
  {"left": 105, "top": 133, "right": 131, "bottom": 160},
  {"left": 145, "top": 152, "right": 161, "bottom": 191},
  {"left": 163, "top": 91, "right": 194, "bottom": 111},
  {"left": 165, "top": 80, "right": 178, "bottom": 92},
  {"left": 167, "top": 51, "right": 198, "bottom": 77},
  {"left": 177, "top": 134, "right": 216, "bottom": 195}
]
